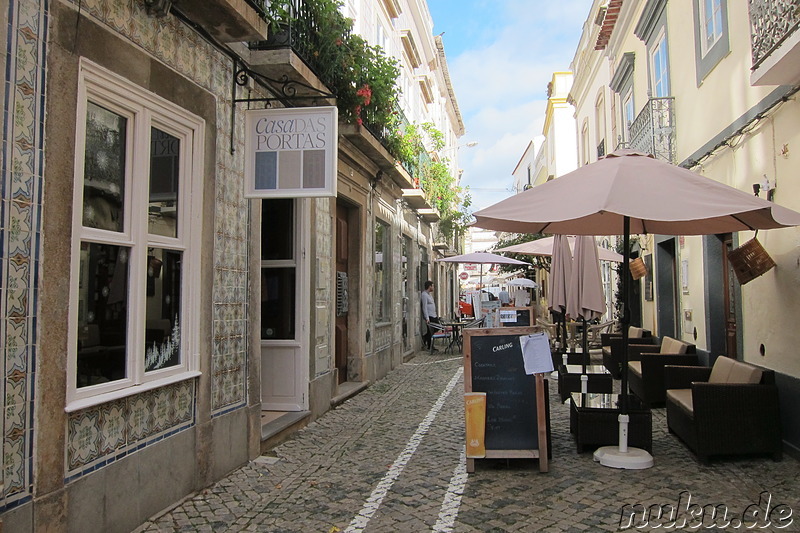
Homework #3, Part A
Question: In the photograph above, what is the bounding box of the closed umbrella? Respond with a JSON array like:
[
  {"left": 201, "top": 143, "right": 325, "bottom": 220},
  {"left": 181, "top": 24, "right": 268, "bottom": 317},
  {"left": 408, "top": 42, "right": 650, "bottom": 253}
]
[
  {"left": 566, "top": 235, "right": 606, "bottom": 391},
  {"left": 547, "top": 235, "right": 573, "bottom": 354},
  {"left": 473, "top": 149, "right": 800, "bottom": 469}
]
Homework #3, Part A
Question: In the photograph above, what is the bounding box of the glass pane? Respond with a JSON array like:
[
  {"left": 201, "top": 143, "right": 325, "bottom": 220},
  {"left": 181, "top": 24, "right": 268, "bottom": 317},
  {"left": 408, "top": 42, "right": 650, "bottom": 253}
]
[
  {"left": 145, "top": 248, "right": 182, "bottom": 371},
  {"left": 149, "top": 128, "right": 181, "bottom": 238},
  {"left": 375, "top": 221, "right": 388, "bottom": 321},
  {"left": 262, "top": 199, "right": 294, "bottom": 260},
  {"left": 77, "top": 242, "right": 129, "bottom": 387},
  {"left": 261, "top": 267, "right": 296, "bottom": 339},
  {"left": 83, "top": 102, "right": 127, "bottom": 232}
]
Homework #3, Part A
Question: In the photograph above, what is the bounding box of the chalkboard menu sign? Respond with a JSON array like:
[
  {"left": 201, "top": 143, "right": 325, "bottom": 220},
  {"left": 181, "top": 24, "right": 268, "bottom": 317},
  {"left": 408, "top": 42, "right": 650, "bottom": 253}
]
[
  {"left": 470, "top": 333, "right": 537, "bottom": 449},
  {"left": 498, "top": 306, "right": 535, "bottom": 328},
  {"left": 463, "top": 327, "right": 550, "bottom": 473}
]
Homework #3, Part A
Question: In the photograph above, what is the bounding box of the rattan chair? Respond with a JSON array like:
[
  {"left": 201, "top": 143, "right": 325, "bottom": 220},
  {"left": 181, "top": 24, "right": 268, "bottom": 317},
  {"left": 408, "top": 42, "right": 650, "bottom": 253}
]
[
  {"left": 600, "top": 327, "right": 652, "bottom": 378},
  {"left": 665, "top": 359, "right": 782, "bottom": 464},
  {"left": 627, "top": 337, "right": 697, "bottom": 406}
]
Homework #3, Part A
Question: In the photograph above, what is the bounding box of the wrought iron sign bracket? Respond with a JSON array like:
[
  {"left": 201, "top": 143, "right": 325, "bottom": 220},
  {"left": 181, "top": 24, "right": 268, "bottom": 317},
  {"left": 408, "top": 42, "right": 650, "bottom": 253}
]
[{"left": 229, "top": 62, "right": 336, "bottom": 154}]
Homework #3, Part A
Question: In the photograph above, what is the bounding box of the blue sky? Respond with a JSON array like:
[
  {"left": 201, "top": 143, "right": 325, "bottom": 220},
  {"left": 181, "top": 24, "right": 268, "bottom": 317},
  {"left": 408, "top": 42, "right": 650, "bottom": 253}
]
[{"left": 426, "top": 0, "right": 589, "bottom": 211}]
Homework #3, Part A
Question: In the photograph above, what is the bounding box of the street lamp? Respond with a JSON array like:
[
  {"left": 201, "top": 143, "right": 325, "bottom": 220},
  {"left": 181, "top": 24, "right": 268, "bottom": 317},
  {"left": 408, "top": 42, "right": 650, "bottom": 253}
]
[{"left": 434, "top": 141, "right": 478, "bottom": 159}]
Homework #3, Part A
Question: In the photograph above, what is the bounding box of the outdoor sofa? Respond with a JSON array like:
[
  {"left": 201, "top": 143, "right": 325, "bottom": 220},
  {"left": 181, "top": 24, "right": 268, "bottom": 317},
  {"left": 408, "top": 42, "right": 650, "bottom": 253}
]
[
  {"left": 665, "top": 357, "right": 782, "bottom": 464},
  {"left": 601, "top": 326, "right": 651, "bottom": 378},
  {"left": 627, "top": 336, "right": 697, "bottom": 406}
]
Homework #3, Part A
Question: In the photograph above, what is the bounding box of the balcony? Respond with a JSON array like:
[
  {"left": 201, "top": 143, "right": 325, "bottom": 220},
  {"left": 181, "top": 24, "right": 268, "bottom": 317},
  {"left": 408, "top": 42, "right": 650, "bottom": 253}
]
[
  {"left": 173, "top": 0, "right": 268, "bottom": 42},
  {"left": 749, "top": 0, "right": 800, "bottom": 86},
  {"left": 628, "top": 97, "right": 675, "bottom": 164}
]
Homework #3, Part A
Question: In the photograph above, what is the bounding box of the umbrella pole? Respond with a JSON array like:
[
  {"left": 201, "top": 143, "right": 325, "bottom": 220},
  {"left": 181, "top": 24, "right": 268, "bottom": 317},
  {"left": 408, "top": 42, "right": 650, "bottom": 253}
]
[
  {"left": 593, "top": 216, "right": 653, "bottom": 469},
  {"left": 581, "top": 317, "right": 588, "bottom": 394}
]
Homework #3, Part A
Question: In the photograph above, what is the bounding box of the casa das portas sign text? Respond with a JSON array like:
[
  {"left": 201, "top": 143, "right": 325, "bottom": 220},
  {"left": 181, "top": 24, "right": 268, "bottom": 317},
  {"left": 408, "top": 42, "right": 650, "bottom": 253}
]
[{"left": 244, "top": 106, "right": 337, "bottom": 198}]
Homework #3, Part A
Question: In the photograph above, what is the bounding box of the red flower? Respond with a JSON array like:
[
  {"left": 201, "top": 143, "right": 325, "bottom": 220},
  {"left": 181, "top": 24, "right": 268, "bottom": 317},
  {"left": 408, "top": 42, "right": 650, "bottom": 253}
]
[
  {"left": 335, "top": 38, "right": 343, "bottom": 46},
  {"left": 356, "top": 117, "right": 363, "bottom": 126},
  {"left": 356, "top": 84, "right": 372, "bottom": 106}
]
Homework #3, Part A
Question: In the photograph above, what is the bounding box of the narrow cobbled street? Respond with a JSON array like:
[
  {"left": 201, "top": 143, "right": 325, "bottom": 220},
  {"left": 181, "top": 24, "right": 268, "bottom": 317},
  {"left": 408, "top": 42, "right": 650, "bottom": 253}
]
[{"left": 138, "top": 352, "right": 800, "bottom": 532}]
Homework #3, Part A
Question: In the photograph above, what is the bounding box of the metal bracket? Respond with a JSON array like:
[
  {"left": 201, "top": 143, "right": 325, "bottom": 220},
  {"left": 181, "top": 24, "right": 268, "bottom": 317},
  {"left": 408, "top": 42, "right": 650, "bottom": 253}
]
[
  {"left": 233, "top": 67, "right": 335, "bottom": 104},
  {"left": 229, "top": 62, "right": 336, "bottom": 154}
]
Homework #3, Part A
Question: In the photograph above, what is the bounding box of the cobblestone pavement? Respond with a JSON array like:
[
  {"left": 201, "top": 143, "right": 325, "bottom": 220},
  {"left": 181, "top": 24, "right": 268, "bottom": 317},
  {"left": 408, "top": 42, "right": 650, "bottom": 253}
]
[{"left": 138, "top": 352, "right": 800, "bottom": 532}]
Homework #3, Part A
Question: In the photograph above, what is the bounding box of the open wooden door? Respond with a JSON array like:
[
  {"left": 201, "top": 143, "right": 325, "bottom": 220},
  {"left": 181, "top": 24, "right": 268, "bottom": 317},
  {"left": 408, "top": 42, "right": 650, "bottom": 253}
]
[{"left": 335, "top": 202, "right": 349, "bottom": 384}]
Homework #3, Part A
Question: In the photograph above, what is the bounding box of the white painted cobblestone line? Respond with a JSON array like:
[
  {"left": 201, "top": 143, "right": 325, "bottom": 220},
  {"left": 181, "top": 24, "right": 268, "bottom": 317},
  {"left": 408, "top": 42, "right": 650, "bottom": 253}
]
[
  {"left": 344, "top": 367, "right": 464, "bottom": 533},
  {"left": 432, "top": 448, "right": 467, "bottom": 532}
]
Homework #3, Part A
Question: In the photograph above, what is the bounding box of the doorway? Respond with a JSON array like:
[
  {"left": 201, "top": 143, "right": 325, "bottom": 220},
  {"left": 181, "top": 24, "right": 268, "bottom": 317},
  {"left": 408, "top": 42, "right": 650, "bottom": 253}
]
[
  {"left": 704, "top": 234, "right": 741, "bottom": 359},
  {"left": 656, "top": 237, "right": 679, "bottom": 338},
  {"left": 335, "top": 201, "right": 351, "bottom": 384},
  {"left": 260, "top": 198, "right": 308, "bottom": 411}
]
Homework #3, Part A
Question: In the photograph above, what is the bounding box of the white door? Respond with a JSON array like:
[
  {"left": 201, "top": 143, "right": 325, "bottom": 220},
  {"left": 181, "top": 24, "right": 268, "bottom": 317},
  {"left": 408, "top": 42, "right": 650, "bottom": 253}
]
[
  {"left": 261, "top": 343, "right": 304, "bottom": 410},
  {"left": 260, "top": 199, "right": 308, "bottom": 411}
]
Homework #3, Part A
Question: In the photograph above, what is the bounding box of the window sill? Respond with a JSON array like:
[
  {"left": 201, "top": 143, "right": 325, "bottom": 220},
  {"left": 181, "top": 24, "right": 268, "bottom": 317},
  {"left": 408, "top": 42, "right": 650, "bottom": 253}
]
[{"left": 65, "top": 370, "right": 201, "bottom": 413}]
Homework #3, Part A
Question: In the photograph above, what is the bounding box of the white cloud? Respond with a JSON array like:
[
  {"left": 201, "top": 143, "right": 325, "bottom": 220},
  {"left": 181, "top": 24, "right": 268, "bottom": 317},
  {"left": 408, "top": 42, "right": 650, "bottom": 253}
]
[{"left": 444, "top": 0, "right": 587, "bottom": 212}]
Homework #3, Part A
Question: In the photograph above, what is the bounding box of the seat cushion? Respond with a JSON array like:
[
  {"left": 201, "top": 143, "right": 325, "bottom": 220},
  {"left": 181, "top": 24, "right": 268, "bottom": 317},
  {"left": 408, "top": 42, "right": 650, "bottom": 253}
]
[
  {"left": 667, "top": 388, "right": 693, "bottom": 415},
  {"left": 628, "top": 361, "right": 642, "bottom": 378},
  {"left": 629, "top": 327, "right": 645, "bottom": 339},
  {"left": 660, "top": 336, "right": 690, "bottom": 354}
]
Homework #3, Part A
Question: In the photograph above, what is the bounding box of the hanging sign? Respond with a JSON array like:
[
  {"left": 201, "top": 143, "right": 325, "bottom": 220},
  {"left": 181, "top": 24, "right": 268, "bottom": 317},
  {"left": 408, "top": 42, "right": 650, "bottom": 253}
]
[{"left": 244, "top": 106, "right": 338, "bottom": 198}]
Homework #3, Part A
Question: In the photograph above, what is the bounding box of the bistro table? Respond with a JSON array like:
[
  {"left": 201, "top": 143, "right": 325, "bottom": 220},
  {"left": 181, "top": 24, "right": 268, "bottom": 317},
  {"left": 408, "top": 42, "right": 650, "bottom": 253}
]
[
  {"left": 440, "top": 320, "right": 468, "bottom": 353},
  {"left": 569, "top": 392, "right": 652, "bottom": 453},
  {"left": 557, "top": 364, "right": 613, "bottom": 402}
]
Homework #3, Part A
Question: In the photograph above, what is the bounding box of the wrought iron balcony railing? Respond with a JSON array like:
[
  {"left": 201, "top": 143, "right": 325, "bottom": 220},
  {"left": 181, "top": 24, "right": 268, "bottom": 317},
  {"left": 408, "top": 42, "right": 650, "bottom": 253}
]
[
  {"left": 243, "top": 0, "right": 269, "bottom": 20},
  {"left": 749, "top": 0, "right": 800, "bottom": 70},
  {"left": 628, "top": 97, "right": 675, "bottom": 163},
  {"left": 597, "top": 139, "right": 606, "bottom": 159}
]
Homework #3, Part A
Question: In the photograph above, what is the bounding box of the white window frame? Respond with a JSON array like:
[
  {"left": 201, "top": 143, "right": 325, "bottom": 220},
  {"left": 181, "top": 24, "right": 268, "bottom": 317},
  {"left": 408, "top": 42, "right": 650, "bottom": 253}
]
[
  {"left": 66, "top": 59, "right": 204, "bottom": 411},
  {"left": 650, "top": 30, "right": 671, "bottom": 98},
  {"left": 699, "top": 0, "right": 723, "bottom": 56},
  {"left": 622, "top": 88, "right": 635, "bottom": 142}
]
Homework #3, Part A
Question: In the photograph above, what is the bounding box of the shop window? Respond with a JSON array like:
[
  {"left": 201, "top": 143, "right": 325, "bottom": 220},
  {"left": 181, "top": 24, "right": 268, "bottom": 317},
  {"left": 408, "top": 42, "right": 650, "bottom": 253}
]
[
  {"left": 375, "top": 219, "right": 390, "bottom": 321},
  {"left": 68, "top": 60, "right": 204, "bottom": 407},
  {"left": 261, "top": 198, "right": 297, "bottom": 340}
]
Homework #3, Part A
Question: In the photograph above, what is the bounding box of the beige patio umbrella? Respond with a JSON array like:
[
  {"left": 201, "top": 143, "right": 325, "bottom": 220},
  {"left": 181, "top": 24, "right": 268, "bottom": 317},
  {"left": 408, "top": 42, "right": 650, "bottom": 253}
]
[
  {"left": 498, "top": 235, "right": 624, "bottom": 262},
  {"left": 437, "top": 251, "right": 528, "bottom": 289},
  {"left": 473, "top": 149, "right": 800, "bottom": 469}
]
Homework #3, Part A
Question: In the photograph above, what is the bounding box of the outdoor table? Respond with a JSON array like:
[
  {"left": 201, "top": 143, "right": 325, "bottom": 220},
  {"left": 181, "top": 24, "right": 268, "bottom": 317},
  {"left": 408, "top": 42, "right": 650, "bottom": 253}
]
[
  {"left": 569, "top": 392, "right": 652, "bottom": 453},
  {"left": 557, "top": 364, "right": 613, "bottom": 402},
  {"left": 440, "top": 320, "right": 468, "bottom": 353}
]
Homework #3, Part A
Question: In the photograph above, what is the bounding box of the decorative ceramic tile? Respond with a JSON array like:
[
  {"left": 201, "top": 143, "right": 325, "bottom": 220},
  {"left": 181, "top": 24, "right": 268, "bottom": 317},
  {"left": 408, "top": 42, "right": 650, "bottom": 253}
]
[
  {"left": 127, "top": 395, "right": 151, "bottom": 443},
  {"left": 65, "top": 380, "right": 196, "bottom": 479},
  {"left": 2, "top": 435, "right": 26, "bottom": 495},
  {"left": 151, "top": 387, "right": 172, "bottom": 433},
  {"left": 98, "top": 401, "right": 127, "bottom": 455},
  {"left": 66, "top": 411, "right": 101, "bottom": 471}
]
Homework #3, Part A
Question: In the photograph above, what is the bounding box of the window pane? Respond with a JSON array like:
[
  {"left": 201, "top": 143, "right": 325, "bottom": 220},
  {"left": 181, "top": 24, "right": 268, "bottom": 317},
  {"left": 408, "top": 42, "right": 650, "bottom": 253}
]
[
  {"left": 374, "top": 220, "right": 389, "bottom": 321},
  {"left": 77, "top": 242, "right": 129, "bottom": 387},
  {"left": 149, "top": 128, "right": 181, "bottom": 238},
  {"left": 145, "top": 248, "right": 182, "bottom": 371},
  {"left": 261, "top": 268, "right": 296, "bottom": 339},
  {"left": 262, "top": 199, "right": 294, "bottom": 260},
  {"left": 83, "top": 102, "right": 126, "bottom": 232}
]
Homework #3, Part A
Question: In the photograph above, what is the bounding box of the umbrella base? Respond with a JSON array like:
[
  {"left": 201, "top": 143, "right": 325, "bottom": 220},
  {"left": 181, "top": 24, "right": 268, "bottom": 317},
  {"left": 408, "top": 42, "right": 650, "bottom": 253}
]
[{"left": 593, "top": 446, "right": 654, "bottom": 469}]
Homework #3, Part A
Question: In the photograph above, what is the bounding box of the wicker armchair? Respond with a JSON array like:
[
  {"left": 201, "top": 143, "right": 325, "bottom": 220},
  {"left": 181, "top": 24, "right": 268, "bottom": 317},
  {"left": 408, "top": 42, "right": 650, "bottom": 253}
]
[
  {"left": 665, "top": 358, "right": 782, "bottom": 464},
  {"left": 627, "top": 337, "right": 697, "bottom": 406},
  {"left": 601, "top": 327, "right": 651, "bottom": 378}
]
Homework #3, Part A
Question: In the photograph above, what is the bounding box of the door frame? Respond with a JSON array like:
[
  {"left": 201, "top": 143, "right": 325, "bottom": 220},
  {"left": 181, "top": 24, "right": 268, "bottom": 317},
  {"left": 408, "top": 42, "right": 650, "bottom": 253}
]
[
  {"left": 259, "top": 198, "right": 310, "bottom": 411},
  {"left": 703, "top": 233, "right": 742, "bottom": 359},
  {"left": 655, "top": 236, "right": 679, "bottom": 338}
]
